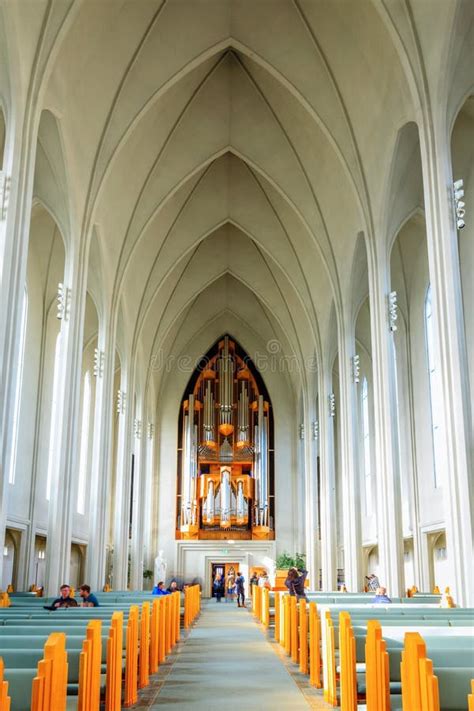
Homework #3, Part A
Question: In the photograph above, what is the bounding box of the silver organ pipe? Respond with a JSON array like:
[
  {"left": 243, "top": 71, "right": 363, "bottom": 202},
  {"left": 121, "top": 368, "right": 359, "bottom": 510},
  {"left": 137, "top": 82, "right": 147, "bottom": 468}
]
[
  {"left": 181, "top": 394, "right": 194, "bottom": 525},
  {"left": 203, "top": 381, "right": 215, "bottom": 444},
  {"left": 205, "top": 480, "right": 215, "bottom": 524},
  {"left": 254, "top": 395, "right": 269, "bottom": 527},
  {"left": 220, "top": 466, "right": 231, "bottom": 527},
  {"left": 218, "top": 337, "right": 234, "bottom": 427},
  {"left": 237, "top": 382, "right": 249, "bottom": 445},
  {"left": 236, "top": 480, "right": 245, "bottom": 523}
]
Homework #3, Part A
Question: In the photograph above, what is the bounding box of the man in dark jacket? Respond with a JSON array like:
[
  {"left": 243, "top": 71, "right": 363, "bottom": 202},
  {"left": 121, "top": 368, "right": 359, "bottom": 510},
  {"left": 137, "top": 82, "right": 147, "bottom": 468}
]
[
  {"left": 235, "top": 573, "right": 245, "bottom": 607},
  {"left": 44, "top": 584, "right": 75, "bottom": 610}
]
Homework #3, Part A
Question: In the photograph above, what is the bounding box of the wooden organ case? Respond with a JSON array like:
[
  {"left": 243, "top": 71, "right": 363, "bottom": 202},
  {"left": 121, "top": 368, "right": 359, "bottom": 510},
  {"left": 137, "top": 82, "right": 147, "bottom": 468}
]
[{"left": 176, "top": 336, "right": 274, "bottom": 540}]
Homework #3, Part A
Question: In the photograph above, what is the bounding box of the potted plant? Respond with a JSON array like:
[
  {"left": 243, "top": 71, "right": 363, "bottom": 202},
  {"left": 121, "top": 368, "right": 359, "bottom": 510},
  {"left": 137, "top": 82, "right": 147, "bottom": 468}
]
[
  {"left": 274, "top": 552, "right": 306, "bottom": 589},
  {"left": 143, "top": 569, "right": 153, "bottom": 591}
]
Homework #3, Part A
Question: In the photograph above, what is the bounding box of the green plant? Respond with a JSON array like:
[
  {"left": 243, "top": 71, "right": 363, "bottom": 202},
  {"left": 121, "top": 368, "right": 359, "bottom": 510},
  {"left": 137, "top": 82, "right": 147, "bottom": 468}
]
[
  {"left": 294, "top": 552, "right": 306, "bottom": 569},
  {"left": 276, "top": 552, "right": 306, "bottom": 569},
  {"left": 143, "top": 569, "right": 153, "bottom": 580}
]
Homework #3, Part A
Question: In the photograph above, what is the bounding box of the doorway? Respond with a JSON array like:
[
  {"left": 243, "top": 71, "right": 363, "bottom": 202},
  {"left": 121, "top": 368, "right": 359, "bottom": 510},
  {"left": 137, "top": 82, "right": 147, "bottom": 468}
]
[{"left": 211, "top": 562, "right": 239, "bottom": 598}]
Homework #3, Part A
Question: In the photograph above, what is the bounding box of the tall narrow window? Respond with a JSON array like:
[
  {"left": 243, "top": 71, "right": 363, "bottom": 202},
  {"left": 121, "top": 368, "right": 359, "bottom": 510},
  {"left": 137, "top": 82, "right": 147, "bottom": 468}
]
[
  {"left": 46, "top": 332, "right": 62, "bottom": 500},
  {"left": 9, "top": 289, "right": 28, "bottom": 484},
  {"left": 77, "top": 371, "right": 91, "bottom": 514},
  {"left": 361, "top": 377, "right": 372, "bottom": 515},
  {"left": 425, "top": 285, "right": 442, "bottom": 487}
]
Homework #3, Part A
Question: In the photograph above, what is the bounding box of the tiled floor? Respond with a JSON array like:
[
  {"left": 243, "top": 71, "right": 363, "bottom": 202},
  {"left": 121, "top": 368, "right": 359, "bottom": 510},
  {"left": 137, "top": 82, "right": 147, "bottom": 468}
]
[{"left": 131, "top": 600, "right": 332, "bottom": 710}]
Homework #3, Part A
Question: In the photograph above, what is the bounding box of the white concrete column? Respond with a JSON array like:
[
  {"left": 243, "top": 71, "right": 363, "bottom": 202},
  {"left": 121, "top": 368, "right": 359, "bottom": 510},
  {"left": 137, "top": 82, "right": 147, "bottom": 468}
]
[
  {"left": 85, "top": 325, "right": 114, "bottom": 590},
  {"left": 419, "top": 118, "right": 473, "bottom": 605},
  {"left": 368, "top": 253, "right": 405, "bottom": 596},
  {"left": 44, "top": 250, "right": 88, "bottom": 595},
  {"left": 319, "top": 368, "right": 337, "bottom": 591},
  {"left": 112, "top": 373, "right": 133, "bottom": 590},
  {"left": 338, "top": 316, "right": 363, "bottom": 591},
  {"left": 0, "top": 105, "right": 35, "bottom": 584},
  {"left": 129, "top": 405, "right": 145, "bottom": 591},
  {"left": 303, "top": 394, "right": 319, "bottom": 589}
]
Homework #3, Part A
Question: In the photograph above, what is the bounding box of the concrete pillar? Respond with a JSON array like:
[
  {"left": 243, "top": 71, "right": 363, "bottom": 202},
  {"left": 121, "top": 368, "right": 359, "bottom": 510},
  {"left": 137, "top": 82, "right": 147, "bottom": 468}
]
[
  {"left": 338, "top": 315, "right": 363, "bottom": 591},
  {"left": 303, "top": 394, "right": 319, "bottom": 590},
  {"left": 368, "top": 252, "right": 405, "bottom": 596},
  {"left": 319, "top": 368, "right": 337, "bottom": 591},
  {"left": 85, "top": 325, "right": 114, "bottom": 591},
  {"left": 112, "top": 372, "right": 132, "bottom": 590},
  {"left": 419, "top": 118, "right": 473, "bottom": 605},
  {"left": 0, "top": 107, "right": 34, "bottom": 584},
  {"left": 44, "top": 249, "right": 88, "bottom": 595},
  {"left": 129, "top": 404, "right": 145, "bottom": 591}
]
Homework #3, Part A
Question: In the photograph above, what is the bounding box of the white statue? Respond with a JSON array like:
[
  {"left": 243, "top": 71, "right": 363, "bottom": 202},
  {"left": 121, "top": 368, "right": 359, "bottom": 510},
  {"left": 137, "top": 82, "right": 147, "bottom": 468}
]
[{"left": 154, "top": 550, "right": 167, "bottom": 584}]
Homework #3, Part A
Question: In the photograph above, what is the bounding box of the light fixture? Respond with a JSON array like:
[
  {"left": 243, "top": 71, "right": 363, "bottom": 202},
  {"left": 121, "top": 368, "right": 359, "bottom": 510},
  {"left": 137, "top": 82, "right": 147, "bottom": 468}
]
[
  {"left": 312, "top": 420, "right": 319, "bottom": 440},
  {"left": 299, "top": 423, "right": 305, "bottom": 440},
  {"left": 388, "top": 291, "right": 398, "bottom": 332},
  {"left": 329, "top": 393, "right": 336, "bottom": 417},
  {"left": 453, "top": 179, "right": 466, "bottom": 230},
  {"left": 134, "top": 419, "right": 142, "bottom": 439},
  {"left": 93, "top": 348, "right": 104, "bottom": 378},
  {"left": 3, "top": 546, "right": 8, "bottom": 556},
  {"left": 117, "top": 389, "right": 126, "bottom": 414},
  {"left": 56, "top": 283, "right": 71, "bottom": 321},
  {"left": 351, "top": 354, "right": 360, "bottom": 383},
  {"left": 147, "top": 422, "right": 155, "bottom": 439},
  {"left": 38, "top": 550, "right": 45, "bottom": 560},
  {"left": 0, "top": 171, "right": 10, "bottom": 220}
]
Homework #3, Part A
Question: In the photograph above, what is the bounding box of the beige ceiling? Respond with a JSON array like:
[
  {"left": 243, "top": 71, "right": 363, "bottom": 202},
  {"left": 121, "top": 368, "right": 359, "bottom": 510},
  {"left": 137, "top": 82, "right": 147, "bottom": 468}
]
[{"left": 2, "top": 0, "right": 472, "bottom": 401}]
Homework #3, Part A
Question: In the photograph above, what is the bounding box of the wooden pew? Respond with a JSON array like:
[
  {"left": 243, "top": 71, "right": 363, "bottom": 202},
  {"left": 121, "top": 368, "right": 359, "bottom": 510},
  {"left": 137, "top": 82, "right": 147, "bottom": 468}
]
[
  {"left": 31, "top": 633, "right": 68, "bottom": 711},
  {"left": 0, "top": 657, "right": 11, "bottom": 711}
]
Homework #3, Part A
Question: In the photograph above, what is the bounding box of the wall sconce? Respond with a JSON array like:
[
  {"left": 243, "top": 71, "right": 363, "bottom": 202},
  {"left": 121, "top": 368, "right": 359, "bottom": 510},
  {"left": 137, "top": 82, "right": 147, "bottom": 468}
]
[
  {"left": 38, "top": 550, "right": 45, "bottom": 560},
  {"left": 134, "top": 419, "right": 142, "bottom": 439},
  {"left": 3, "top": 546, "right": 8, "bottom": 556},
  {"left": 0, "top": 171, "right": 10, "bottom": 220},
  {"left": 117, "top": 389, "right": 126, "bottom": 415},
  {"left": 312, "top": 421, "right": 319, "bottom": 440},
  {"left": 93, "top": 348, "right": 104, "bottom": 378},
  {"left": 453, "top": 179, "right": 466, "bottom": 230},
  {"left": 388, "top": 290, "right": 398, "bottom": 332},
  {"left": 57, "top": 283, "right": 71, "bottom": 321},
  {"left": 299, "top": 423, "right": 305, "bottom": 440},
  {"left": 329, "top": 393, "right": 336, "bottom": 417},
  {"left": 147, "top": 422, "right": 155, "bottom": 439},
  {"left": 351, "top": 354, "right": 360, "bottom": 383}
]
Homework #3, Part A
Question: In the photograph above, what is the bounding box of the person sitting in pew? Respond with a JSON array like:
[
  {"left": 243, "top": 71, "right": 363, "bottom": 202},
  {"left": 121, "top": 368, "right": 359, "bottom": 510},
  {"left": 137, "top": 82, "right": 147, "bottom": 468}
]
[
  {"left": 372, "top": 586, "right": 392, "bottom": 604},
  {"left": 167, "top": 580, "right": 180, "bottom": 593},
  {"left": 365, "top": 573, "right": 380, "bottom": 591},
  {"left": 152, "top": 581, "right": 170, "bottom": 595},
  {"left": 79, "top": 584, "right": 99, "bottom": 607},
  {"left": 44, "top": 583, "right": 76, "bottom": 610}
]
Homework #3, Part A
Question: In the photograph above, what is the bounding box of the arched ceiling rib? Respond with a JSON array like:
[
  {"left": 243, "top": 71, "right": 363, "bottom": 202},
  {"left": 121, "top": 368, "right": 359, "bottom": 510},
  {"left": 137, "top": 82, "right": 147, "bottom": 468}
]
[{"left": 10, "top": 0, "right": 451, "bottom": 402}]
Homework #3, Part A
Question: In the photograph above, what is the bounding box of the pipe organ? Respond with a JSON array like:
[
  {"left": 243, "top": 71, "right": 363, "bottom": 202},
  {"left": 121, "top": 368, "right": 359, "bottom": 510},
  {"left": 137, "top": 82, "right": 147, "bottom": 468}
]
[{"left": 177, "top": 336, "right": 274, "bottom": 540}]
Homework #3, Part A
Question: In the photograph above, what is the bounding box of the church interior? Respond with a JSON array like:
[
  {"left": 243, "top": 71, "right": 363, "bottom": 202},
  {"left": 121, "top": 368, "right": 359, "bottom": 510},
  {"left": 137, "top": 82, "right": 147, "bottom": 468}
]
[{"left": 0, "top": 1, "right": 472, "bottom": 709}]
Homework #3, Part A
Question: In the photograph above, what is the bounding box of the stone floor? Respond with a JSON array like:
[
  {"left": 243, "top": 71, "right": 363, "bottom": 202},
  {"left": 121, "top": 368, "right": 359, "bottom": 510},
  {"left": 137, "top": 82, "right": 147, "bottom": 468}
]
[{"left": 130, "top": 600, "right": 332, "bottom": 710}]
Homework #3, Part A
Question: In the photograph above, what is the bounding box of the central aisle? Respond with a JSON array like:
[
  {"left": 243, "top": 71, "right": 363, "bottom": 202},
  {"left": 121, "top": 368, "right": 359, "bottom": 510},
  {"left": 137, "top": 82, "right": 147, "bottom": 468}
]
[{"left": 151, "top": 600, "right": 312, "bottom": 709}]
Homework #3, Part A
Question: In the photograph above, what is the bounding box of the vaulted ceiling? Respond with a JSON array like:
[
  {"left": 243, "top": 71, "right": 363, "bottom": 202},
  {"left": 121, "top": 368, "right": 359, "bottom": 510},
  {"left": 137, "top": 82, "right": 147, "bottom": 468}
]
[{"left": 3, "top": 0, "right": 472, "bottom": 401}]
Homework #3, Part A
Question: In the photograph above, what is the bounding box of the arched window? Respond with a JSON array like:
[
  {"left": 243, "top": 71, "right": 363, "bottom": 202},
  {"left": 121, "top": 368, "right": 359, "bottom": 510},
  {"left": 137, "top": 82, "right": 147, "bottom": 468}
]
[
  {"left": 425, "top": 285, "right": 443, "bottom": 487},
  {"left": 361, "top": 377, "right": 372, "bottom": 515},
  {"left": 9, "top": 288, "right": 28, "bottom": 484},
  {"left": 77, "top": 371, "right": 91, "bottom": 515},
  {"left": 46, "top": 332, "right": 62, "bottom": 500}
]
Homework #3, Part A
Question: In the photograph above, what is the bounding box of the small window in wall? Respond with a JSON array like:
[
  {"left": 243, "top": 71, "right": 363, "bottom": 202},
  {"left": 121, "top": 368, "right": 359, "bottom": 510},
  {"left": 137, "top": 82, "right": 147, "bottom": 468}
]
[
  {"left": 361, "top": 377, "right": 372, "bottom": 516},
  {"left": 46, "top": 332, "right": 62, "bottom": 500},
  {"left": 425, "top": 285, "right": 443, "bottom": 488},
  {"left": 9, "top": 288, "right": 28, "bottom": 484},
  {"left": 77, "top": 371, "right": 91, "bottom": 515}
]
